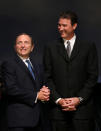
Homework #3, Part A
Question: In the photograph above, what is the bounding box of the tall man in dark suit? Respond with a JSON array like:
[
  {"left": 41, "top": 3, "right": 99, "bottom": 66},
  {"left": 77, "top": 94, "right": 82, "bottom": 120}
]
[
  {"left": 43, "top": 11, "right": 98, "bottom": 131},
  {"left": 3, "top": 33, "right": 50, "bottom": 131}
]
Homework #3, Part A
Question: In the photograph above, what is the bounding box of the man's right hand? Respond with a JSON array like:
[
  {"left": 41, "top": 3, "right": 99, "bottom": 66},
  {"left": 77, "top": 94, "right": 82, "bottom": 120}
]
[
  {"left": 37, "top": 86, "right": 50, "bottom": 101},
  {"left": 58, "top": 98, "right": 66, "bottom": 106},
  {"left": 58, "top": 98, "right": 76, "bottom": 111}
]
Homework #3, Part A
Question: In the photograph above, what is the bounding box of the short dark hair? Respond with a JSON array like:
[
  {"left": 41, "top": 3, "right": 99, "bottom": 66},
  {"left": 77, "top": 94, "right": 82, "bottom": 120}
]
[
  {"left": 15, "top": 33, "right": 34, "bottom": 45},
  {"left": 59, "top": 11, "right": 78, "bottom": 25}
]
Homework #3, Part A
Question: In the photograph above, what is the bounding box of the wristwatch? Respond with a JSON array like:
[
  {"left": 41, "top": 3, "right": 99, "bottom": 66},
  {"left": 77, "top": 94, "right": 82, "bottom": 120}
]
[{"left": 78, "top": 97, "right": 83, "bottom": 103}]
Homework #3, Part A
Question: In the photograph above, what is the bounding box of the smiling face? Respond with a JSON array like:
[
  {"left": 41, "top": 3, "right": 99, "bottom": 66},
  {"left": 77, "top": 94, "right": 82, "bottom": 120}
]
[
  {"left": 15, "top": 34, "right": 34, "bottom": 59},
  {"left": 58, "top": 18, "right": 77, "bottom": 40}
]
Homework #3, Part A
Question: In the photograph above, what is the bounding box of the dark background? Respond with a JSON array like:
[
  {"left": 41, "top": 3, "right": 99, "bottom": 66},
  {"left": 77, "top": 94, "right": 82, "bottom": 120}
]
[
  {"left": 0, "top": 0, "right": 101, "bottom": 80},
  {"left": 0, "top": 0, "right": 101, "bottom": 130}
]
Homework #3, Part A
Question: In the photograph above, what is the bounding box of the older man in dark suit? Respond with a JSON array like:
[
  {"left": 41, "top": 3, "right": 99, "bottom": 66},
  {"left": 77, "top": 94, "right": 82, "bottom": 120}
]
[
  {"left": 3, "top": 33, "right": 50, "bottom": 131},
  {"left": 43, "top": 11, "right": 98, "bottom": 131}
]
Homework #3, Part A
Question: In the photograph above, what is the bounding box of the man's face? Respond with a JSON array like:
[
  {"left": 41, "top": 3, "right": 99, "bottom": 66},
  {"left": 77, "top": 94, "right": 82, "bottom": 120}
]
[
  {"left": 58, "top": 18, "right": 77, "bottom": 40},
  {"left": 15, "top": 34, "right": 34, "bottom": 59}
]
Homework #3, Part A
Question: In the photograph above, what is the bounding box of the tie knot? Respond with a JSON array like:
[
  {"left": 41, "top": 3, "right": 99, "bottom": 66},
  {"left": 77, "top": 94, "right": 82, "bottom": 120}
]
[
  {"left": 26, "top": 59, "right": 32, "bottom": 67},
  {"left": 67, "top": 40, "right": 70, "bottom": 45},
  {"left": 26, "top": 59, "right": 30, "bottom": 63},
  {"left": 26, "top": 59, "right": 33, "bottom": 69}
]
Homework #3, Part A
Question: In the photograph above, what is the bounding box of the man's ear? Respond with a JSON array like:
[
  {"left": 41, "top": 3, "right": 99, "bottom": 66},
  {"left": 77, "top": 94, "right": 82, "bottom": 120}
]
[
  {"left": 73, "top": 23, "right": 77, "bottom": 30},
  {"left": 31, "top": 44, "right": 34, "bottom": 52}
]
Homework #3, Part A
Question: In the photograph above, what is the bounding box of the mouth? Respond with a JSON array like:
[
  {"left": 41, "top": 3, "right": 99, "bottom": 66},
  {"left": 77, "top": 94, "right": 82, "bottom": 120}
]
[
  {"left": 20, "top": 49, "right": 27, "bottom": 53},
  {"left": 60, "top": 32, "right": 66, "bottom": 36},
  {"left": 59, "top": 31, "right": 65, "bottom": 34},
  {"left": 20, "top": 48, "right": 26, "bottom": 51}
]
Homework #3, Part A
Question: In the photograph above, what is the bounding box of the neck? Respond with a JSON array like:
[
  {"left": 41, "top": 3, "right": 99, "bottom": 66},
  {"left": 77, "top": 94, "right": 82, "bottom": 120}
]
[
  {"left": 65, "top": 33, "right": 75, "bottom": 40},
  {"left": 17, "top": 54, "right": 29, "bottom": 60}
]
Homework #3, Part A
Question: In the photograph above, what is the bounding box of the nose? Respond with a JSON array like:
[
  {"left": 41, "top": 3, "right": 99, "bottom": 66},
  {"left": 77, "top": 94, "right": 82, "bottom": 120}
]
[
  {"left": 58, "top": 25, "right": 63, "bottom": 31},
  {"left": 21, "top": 42, "right": 25, "bottom": 47}
]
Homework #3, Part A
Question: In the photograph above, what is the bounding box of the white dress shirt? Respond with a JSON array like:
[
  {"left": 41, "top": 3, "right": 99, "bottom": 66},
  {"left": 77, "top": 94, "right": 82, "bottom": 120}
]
[
  {"left": 18, "top": 56, "right": 33, "bottom": 68},
  {"left": 63, "top": 34, "right": 76, "bottom": 53}
]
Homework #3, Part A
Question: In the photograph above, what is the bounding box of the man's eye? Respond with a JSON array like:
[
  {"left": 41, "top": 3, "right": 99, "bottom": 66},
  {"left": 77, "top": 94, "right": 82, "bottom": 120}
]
[
  {"left": 24, "top": 41, "right": 29, "bottom": 44},
  {"left": 17, "top": 41, "right": 22, "bottom": 44},
  {"left": 63, "top": 25, "right": 67, "bottom": 27}
]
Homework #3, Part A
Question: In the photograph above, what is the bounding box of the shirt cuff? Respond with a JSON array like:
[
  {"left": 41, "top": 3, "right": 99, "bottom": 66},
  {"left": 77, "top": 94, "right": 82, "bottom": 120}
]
[
  {"left": 55, "top": 98, "right": 62, "bottom": 104},
  {"left": 35, "top": 93, "right": 38, "bottom": 103}
]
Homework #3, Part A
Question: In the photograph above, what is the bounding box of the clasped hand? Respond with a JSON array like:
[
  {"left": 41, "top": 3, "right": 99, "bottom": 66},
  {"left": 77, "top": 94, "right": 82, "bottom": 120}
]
[
  {"left": 58, "top": 97, "right": 80, "bottom": 111},
  {"left": 37, "top": 86, "right": 50, "bottom": 101}
]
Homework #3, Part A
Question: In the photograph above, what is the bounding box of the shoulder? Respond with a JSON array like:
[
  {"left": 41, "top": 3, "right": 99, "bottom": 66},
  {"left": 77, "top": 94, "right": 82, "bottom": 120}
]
[
  {"left": 2, "top": 55, "right": 17, "bottom": 70},
  {"left": 30, "top": 52, "right": 44, "bottom": 73},
  {"left": 44, "top": 38, "right": 63, "bottom": 49},
  {"left": 76, "top": 38, "right": 97, "bottom": 50}
]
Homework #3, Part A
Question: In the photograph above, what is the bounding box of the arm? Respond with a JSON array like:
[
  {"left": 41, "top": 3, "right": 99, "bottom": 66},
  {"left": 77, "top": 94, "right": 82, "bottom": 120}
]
[
  {"left": 3, "top": 61, "right": 38, "bottom": 107},
  {"left": 43, "top": 45, "right": 61, "bottom": 102},
  {"left": 60, "top": 43, "right": 98, "bottom": 111},
  {"left": 76, "top": 43, "right": 98, "bottom": 102}
]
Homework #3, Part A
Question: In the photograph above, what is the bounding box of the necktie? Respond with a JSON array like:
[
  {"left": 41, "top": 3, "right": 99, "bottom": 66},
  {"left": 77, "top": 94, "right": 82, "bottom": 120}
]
[
  {"left": 67, "top": 41, "right": 71, "bottom": 57},
  {"left": 26, "top": 60, "right": 35, "bottom": 80}
]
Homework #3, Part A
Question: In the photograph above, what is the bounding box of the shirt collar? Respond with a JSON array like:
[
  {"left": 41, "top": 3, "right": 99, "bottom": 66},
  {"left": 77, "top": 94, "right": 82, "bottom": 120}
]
[
  {"left": 17, "top": 54, "right": 30, "bottom": 62},
  {"left": 63, "top": 34, "right": 76, "bottom": 50},
  {"left": 63, "top": 34, "right": 76, "bottom": 43}
]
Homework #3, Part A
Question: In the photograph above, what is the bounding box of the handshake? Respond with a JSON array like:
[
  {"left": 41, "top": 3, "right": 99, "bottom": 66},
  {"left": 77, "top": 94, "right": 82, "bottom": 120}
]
[{"left": 37, "top": 86, "right": 50, "bottom": 102}]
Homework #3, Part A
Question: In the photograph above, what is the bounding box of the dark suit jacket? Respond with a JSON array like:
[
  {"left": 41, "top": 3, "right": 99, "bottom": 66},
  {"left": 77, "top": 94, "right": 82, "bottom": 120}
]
[
  {"left": 44, "top": 37, "right": 98, "bottom": 120},
  {"left": 3, "top": 54, "right": 44, "bottom": 128}
]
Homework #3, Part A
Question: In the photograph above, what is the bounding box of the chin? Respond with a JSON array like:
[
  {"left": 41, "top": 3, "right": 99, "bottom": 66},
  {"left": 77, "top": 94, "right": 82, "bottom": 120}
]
[{"left": 61, "top": 35, "right": 66, "bottom": 38}]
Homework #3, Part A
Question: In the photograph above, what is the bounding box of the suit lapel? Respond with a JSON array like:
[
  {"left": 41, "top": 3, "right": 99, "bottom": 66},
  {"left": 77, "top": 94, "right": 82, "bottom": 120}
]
[
  {"left": 30, "top": 57, "right": 41, "bottom": 90},
  {"left": 14, "top": 54, "right": 37, "bottom": 85},
  {"left": 30, "top": 58, "right": 39, "bottom": 81},
  {"left": 57, "top": 38, "right": 80, "bottom": 62},
  {"left": 57, "top": 38, "right": 70, "bottom": 62},
  {"left": 70, "top": 38, "right": 80, "bottom": 60}
]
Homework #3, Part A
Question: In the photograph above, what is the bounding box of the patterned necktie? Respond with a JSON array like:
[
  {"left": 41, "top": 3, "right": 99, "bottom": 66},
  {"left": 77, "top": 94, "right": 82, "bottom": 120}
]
[
  {"left": 67, "top": 41, "right": 71, "bottom": 57},
  {"left": 26, "top": 60, "right": 35, "bottom": 80}
]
